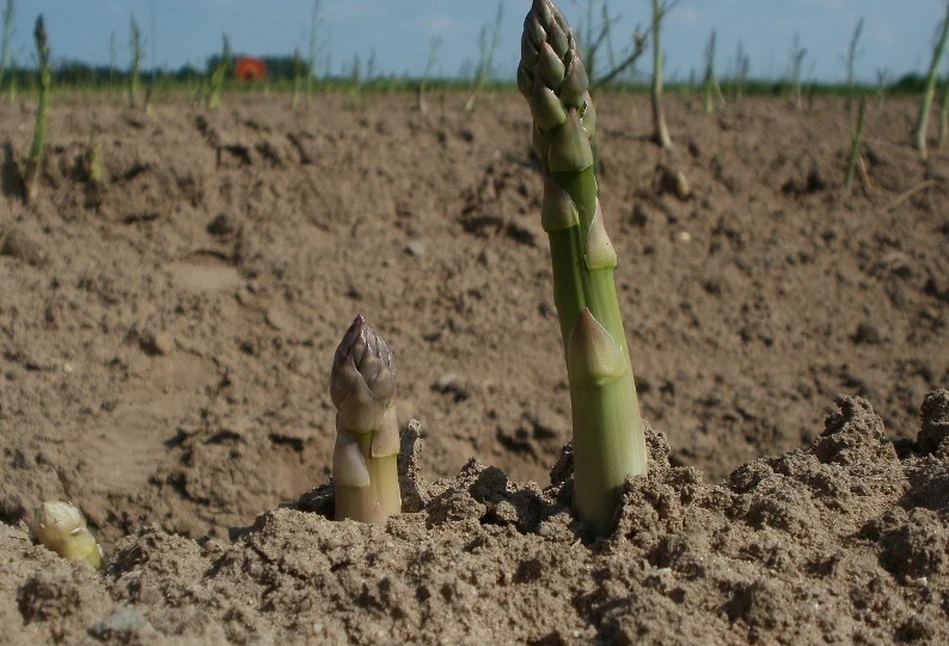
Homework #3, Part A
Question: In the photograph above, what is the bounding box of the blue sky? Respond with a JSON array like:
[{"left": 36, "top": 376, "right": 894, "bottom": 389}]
[{"left": 8, "top": 1, "right": 949, "bottom": 83}]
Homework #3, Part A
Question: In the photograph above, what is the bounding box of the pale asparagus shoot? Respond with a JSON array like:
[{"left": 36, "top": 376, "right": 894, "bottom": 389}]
[
  {"left": 33, "top": 501, "right": 104, "bottom": 570},
  {"left": 518, "top": 0, "right": 646, "bottom": 536},
  {"left": 331, "top": 315, "right": 401, "bottom": 524}
]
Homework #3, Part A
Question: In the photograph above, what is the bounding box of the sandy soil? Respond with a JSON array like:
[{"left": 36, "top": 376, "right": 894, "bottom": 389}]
[{"left": 0, "top": 90, "right": 947, "bottom": 644}]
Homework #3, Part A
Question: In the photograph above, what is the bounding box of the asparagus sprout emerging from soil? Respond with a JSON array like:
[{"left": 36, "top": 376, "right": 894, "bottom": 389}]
[
  {"left": 331, "top": 315, "right": 401, "bottom": 524},
  {"left": 23, "top": 14, "right": 50, "bottom": 204},
  {"left": 33, "top": 501, "right": 104, "bottom": 570},
  {"left": 518, "top": 0, "right": 647, "bottom": 535}
]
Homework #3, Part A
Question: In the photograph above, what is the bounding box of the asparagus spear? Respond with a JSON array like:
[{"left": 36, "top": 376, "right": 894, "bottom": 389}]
[
  {"left": 330, "top": 315, "right": 401, "bottom": 524},
  {"left": 518, "top": 0, "right": 646, "bottom": 535},
  {"left": 33, "top": 501, "right": 103, "bottom": 570}
]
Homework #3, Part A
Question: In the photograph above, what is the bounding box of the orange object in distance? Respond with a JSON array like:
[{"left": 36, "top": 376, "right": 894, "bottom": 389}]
[{"left": 235, "top": 57, "right": 267, "bottom": 81}]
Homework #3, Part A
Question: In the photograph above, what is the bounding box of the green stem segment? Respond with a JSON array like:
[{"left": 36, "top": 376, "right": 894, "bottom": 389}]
[
  {"left": 331, "top": 315, "right": 401, "bottom": 524},
  {"left": 519, "top": 0, "right": 646, "bottom": 535}
]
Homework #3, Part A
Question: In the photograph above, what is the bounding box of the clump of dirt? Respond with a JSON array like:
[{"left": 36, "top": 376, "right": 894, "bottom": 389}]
[
  {"left": 0, "top": 92, "right": 947, "bottom": 643},
  {"left": 3, "top": 394, "right": 949, "bottom": 644}
]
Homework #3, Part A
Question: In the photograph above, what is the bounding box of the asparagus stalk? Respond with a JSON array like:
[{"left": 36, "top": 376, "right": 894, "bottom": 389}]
[
  {"left": 733, "top": 40, "right": 749, "bottom": 103},
  {"left": 465, "top": 2, "right": 503, "bottom": 112},
  {"left": 518, "top": 0, "right": 646, "bottom": 535},
  {"left": 843, "top": 18, "right": 864, "bottom": 126},
  {"left": 938, "top": 76, "right": 949, "bottom": 150},
  {"left": 305, "top": 0, "right": 322, "bottom": 103},
  {"left": 844, "top": 96, "right": 867, "bottom": 194},
  {"left": 330, "top": 315, "right": 401, "bottom": 524},
  {"left": 291, "top": 48, "right": 303, "bottom": 110},
  {"left": 915, "top": 1, "right": 949, "bottom": 159},
  {"left": 0, "top": 0, "right": 14, "bottom": 92},
  {"left": 33, "top": 501, "right": 103, "bottom": 570},
  {"left": 790, "top": 35, "right": 806, "bottom": 111},
  {"left": 23, "top": 15, "right": 50, "bottom": 205},
  {"left": 129, "top": 15, "right": 144, "bottom": 109},
  {"left": 417, "top": 37, "right": 441, "bottom": 114},
  {"left": 703, "top": 30, "right": 724, "bottom": 114},
  {"left": 207, "top": 34, "right": 230, "bottom": 110},
  {"left": 650, "top": 0, "right": 672, "bottom": 149}
]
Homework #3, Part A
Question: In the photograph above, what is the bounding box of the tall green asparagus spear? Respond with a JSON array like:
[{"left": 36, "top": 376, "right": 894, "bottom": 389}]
[
  {"left": 518, "top": 0, "right": 646, "bottom": 535},
  {"left": 330, "top": 315, "right": 401, "bottom": 524},
  {"left": 23, "top": 15, "right": 50, "bottom": 204}
]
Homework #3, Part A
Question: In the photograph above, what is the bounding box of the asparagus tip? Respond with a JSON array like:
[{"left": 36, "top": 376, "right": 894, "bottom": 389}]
[
  {"left": 33, "top": 501, "right": 103, "bottom": 570},
  {"left": 331, "top": 316, "right": 401, "bottom": 524}
]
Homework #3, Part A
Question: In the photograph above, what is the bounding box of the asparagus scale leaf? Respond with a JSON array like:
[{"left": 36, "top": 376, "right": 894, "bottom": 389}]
[
  {"left": 330, "top": 315, "right": 401, "bottom": 524},
  {"left": 518, "top": 0, "right": 646, "bottom": 535}
]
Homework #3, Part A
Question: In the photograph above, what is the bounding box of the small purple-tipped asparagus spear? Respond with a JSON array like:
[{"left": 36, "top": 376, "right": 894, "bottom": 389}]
[{"left": 330, "top": 315, "right": 401, "bottom": 524}]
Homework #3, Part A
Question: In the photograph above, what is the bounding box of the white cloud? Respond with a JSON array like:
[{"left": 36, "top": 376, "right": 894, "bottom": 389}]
[
  {"left": 668, "top": 7, "right": 699, "bottom": 25},
  {"left": 419, "top": 15, "right": 452, "bottom": 35}
]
